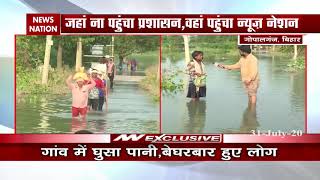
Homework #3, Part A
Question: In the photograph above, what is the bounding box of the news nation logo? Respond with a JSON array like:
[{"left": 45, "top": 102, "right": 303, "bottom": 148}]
[{"left": 112, "top": 134, "right": 222, "bottom": 143}]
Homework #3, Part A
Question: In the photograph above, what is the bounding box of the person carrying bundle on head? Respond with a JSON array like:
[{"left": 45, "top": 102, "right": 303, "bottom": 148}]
[{"left": 66, "top": 67, "right": 96, "bottom": 118}]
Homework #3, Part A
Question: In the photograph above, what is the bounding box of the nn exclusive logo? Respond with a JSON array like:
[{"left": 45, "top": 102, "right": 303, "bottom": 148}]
[{"left": 112, "top": 134, "right": 222, "bottom": 143}]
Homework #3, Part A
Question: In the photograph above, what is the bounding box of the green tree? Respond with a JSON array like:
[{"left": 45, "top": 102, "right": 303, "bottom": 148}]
[
  {"left": 16, "top": 36, "right": 46, "bottom": 68},
  {"left": 114, "top": 36, "right": 159, "bottom": 66}
]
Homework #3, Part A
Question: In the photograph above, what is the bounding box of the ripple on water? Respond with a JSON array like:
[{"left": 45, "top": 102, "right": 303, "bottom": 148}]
[
  {"left": 162, "top": 55, "right": 305, "bottom": 134},
  {"left": 16, "top": 83, "right": 159, "bottom": 133}
]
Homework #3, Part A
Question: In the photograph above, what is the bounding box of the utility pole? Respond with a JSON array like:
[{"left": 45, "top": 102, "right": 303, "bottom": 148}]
[
  {"left": 42, "top": 35, "right": 53, "bottom": 84},
  {"left": 183, "top": 35, "right": 190, "bottom": 65},
  {"left": 75, "top": 37, "right": 82, "bottom": 71}
]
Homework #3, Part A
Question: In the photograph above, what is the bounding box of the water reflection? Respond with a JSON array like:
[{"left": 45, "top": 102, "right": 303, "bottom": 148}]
[
  {"left": 162, "top": 54, "right": 305, "bottom": 133},
  {"left": 71, "top": 117, "right": 87, "bottom": 133},
  {"left": 184, "top": 100, "right": 206, "bottom": 133},
  {"left": 239, "top": 104, "right": 259, "bottom": 133},
  {"left": 86, "top": 112, "right": 108, "bottom": 134},
  {"left": 38, "top": 97, "right": 51, "bottom": 133},
  {"left": 17, "top": 83, "right": 159, "bottom": 133},
  {"left": 289, "top": 72, "right": 305, "bottom": 112},
  {"left": 71, "top": 112, "right": 109, "bottom": 133}
]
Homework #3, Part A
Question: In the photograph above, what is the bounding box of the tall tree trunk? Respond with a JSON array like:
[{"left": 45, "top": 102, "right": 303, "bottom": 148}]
[
  {"left": 42, "top": 35, "right": 53, "bottom": 85},
  {"left": 293, "top": 45, "right": 298, "bottom": 60},
  {"left": 183, "top": 35, "right": 190, "bottom": 65},
  {"left": 75, "top": 37, "right": 82, "bottom": 71},
  {"left": 57, "top": 42, "right": 63, "bottom": 70}
]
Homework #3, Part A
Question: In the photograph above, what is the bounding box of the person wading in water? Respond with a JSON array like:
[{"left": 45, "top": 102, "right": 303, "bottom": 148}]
[
  {"left": 186, "top": 51, "right": 207, "bottom": 101},
  {"left": 66, "top": 69, "right": 96, "bottom": 118},
  {"left": 107, "top": 58, "right": 116, "bottom": 89},
  {"left": 219, "top": 45, "right": 259, "bottom": 106}
]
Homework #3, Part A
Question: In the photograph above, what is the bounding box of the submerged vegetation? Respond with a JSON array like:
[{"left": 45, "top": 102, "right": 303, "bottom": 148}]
[{"left": 162, "top": 70, "right": 184, "bottom": 93}]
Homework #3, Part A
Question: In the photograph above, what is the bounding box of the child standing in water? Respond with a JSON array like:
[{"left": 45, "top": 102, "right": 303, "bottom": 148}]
[
  {"left": 186, "top": 51, "right": 207, "bottom": 100},
  {"left": 88, "top": 69, "right": 103, "bottom": 111},
  {"left": 66, "top": 72, "right": 96, "bottom": 118},
  {"left": 219, "top": 45, "right": 259, "bottom": 105},
  {"left": 98, "top": 71, "right": 108, "bottom": 111}
]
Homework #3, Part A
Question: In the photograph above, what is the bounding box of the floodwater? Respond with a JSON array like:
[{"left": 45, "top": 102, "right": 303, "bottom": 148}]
[
  {"left": 162, "top": 54, "right": 305, "bottom": 134},
  {"left": 16, "top": 82, "right": 159, "bottom": 134}
]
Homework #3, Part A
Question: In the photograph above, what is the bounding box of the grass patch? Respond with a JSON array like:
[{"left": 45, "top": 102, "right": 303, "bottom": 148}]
[
  {"left": 285, "top": 57, "right": 305, "bottom": 72},
  {"left": 17, "top": 66, "right": 73, "bottom": 97},
  {"left": 139, "top": 65, "right": 160, "bottom": 102}
]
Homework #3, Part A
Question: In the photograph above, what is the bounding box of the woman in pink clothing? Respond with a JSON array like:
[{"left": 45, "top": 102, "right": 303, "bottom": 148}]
[{"left": 66, "top": 74, "right": 96, "bottom": 118}]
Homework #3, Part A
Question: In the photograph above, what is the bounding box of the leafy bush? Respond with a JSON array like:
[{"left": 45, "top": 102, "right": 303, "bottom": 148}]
[
  {"left": 17, "top": 65, "right": 73, "bottom": 96},
  {"left": 139, "top": 65, "right": 160, "bottom": 102},
  {"left": 162, "top": 70, "right": 184, "bottom": 93},
  {"left": 285, "top": 58, "right": 305, "bottom": 72}
]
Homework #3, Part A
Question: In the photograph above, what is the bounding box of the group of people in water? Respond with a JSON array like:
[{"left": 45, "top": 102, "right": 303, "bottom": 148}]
[
  {"left": 66, "top": 57, "right": 116, "bottom": 118},
  {"left": 68, "top": 45, "right": 258, "bottom": 118},
  {"left": 186, "top": 45, "right": 259, "bottom": 106},
  {"left": 118, "top": 58, "right": 138, "bottom": 73},
  {"left": 184, "top": 45, "right": 259, "bottom": 133}
]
